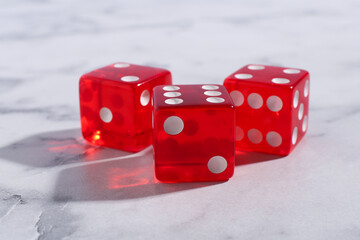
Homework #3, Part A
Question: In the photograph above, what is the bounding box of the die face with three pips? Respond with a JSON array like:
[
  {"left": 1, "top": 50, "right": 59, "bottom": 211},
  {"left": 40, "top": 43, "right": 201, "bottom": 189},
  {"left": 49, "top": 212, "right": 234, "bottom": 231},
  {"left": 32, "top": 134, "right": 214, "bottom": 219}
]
[
  {"left": 152, "top": 84, "right": 236, "bottom": 182},
  {"left": 224, "top": 64, "right": 310, "bottom": 156},
  {"left": 79, "top": 62, "right": 172, "bottom": 152}
]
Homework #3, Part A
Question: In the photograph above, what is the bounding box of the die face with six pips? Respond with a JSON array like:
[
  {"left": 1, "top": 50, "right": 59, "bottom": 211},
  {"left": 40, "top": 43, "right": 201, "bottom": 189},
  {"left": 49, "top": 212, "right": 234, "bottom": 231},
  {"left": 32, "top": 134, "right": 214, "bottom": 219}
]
[
  {"left": 224, "top": 64, "right": 310, "bottom": 156},
  {"left": 79, "top": 62, "right": 172, "bottom": 152},
  {"left": 152, "top": 84, "right": 235, "bottom": 182}
]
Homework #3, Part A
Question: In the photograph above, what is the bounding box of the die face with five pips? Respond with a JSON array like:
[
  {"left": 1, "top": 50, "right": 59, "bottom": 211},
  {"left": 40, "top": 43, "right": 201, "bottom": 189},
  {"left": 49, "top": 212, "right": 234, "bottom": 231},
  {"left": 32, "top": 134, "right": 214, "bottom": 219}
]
[
  {"left": 79, "top": 62, "right": 172, "bottom": 152},
  {"left": 152, "top": 84, "right": 235, "bottom": 182},
  {"left": 224, "top": 64, "right": 310, "bottom": 156}
]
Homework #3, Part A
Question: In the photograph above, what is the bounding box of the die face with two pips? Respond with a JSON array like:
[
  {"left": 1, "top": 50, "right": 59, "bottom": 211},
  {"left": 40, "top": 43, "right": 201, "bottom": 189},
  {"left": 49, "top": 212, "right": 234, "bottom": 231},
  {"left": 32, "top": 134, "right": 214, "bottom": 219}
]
[
  {"left": 223, "top": 64, "right": 310, "bottom": 156},
  {"left": 153, "top": 84, "right": 235, "bottom": 182},
  {"left": 79, "top": 63, "right": 172, "bottom": 152}
]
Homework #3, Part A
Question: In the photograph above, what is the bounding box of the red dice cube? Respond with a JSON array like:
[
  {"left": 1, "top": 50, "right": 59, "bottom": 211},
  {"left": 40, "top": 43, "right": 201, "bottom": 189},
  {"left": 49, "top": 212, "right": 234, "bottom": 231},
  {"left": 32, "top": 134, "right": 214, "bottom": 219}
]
[
  {"left": 153, "top": 84, "right": 235, "bottom": 182},
  {"left": 223, "top": 64, "right": 309, "bottom": 156},
  {"left": 79, "top": 62, "right": 172, "bottom": 152}
]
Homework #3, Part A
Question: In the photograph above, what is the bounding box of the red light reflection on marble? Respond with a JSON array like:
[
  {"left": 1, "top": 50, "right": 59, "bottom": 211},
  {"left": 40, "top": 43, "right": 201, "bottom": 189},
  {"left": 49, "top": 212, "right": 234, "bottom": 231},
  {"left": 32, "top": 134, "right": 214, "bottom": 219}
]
[
  {"left": 46, "top": 135, "right": 102, "bottom": 162},
  {"left": 48, "top": 144, "right": 79, "bottom": 151},
  {"left": 108, "top": 167, "right": 153, "bottom": 189},
  {"left": 90, "top": 130, "right": 103, "bottom": 145},
  {"left": 235, "top": 149, "right": 282, "bottom": 166}
]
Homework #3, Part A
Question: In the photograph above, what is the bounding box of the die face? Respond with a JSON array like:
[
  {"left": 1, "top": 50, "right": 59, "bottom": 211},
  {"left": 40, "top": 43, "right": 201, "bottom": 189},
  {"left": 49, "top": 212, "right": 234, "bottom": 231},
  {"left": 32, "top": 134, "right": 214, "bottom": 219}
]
[
  {"left": 226, "top": 64, "right": 308, "bottom": 88},
  {"left": 80, "top": 78, "right": 137, "bottom": 149},
  {"left": 224, "top": 64, "right": 309, "bottom": 156},
  {"left": 153, "top": 85, "right": 235, "bottom": 182},
  {"left": 153, "top": 84, "right": 234, "bottom": 109},
  {"left": 227, "top": 83, "right": 293, "bottom": 155},
  {"left": 79, "top": 63, "right": 171, "bottom": 152},
  {"left": 83, "top": 62, "right": 170, "bottom": 86},
  {"left": 290, "top": 76, "right": 310, "bottom": 152}
]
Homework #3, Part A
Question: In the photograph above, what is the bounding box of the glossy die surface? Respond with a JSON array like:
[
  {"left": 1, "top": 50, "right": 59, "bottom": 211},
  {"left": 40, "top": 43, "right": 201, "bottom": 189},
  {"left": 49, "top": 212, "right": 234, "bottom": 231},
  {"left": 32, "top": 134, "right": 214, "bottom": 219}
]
[
  {"left": 224, "top": 64, "right": 310, "bottom": 156},
  {"left": 153, "top": 84, "right": 235, "bottom": 182},
  {"left": 79, "top": 63, "right": 172, "bottom": 152}
]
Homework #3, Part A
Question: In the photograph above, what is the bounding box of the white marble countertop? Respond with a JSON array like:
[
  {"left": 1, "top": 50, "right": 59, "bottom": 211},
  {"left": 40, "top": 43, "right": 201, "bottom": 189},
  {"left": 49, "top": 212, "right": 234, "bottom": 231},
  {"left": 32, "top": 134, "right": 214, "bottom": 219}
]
[{"left": 1, "top": 0, "right": 360, "bottom": 239}]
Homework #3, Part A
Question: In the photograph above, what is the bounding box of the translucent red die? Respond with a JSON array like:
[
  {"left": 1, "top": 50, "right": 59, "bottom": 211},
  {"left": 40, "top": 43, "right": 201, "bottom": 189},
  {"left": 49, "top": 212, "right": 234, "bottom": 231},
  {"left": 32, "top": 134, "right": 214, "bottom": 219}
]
[
  {"left": 223, "top": 64, "right": 310, "bottom": 156},
  {"left": 79, "top": 63, "right": 172, "bottom": 152},
  {"left": 153, "top": 84, "right": 235, "bottom": 182}
]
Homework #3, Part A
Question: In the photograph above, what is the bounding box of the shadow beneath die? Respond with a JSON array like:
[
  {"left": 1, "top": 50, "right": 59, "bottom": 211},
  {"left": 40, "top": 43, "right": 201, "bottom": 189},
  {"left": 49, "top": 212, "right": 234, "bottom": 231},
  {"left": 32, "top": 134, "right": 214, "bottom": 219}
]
[
  {"left": 0, "top": 128, "right": 131, "bottom": 168},
  {"left": 0, "top": 128, "right": 219, "bottom": 201},
  {"left": 52, "top": 147, "right": 221, "bottom": 201},
  {"left": 235, "top": 150, "right": 284, "bottom": 166}
]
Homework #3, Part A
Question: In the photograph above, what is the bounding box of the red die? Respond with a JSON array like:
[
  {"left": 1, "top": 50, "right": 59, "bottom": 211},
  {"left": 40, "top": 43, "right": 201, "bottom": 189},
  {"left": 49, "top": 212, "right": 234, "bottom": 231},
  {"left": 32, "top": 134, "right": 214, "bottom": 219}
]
[
  {"left": 224, "top": 64, "right": 309, "bottom": 156},
  {"left": 79, "top": 62, "right": 172, "bottom": 152},
  {"left": 153, "top": 84, "right": 235, "bottom": 182}
]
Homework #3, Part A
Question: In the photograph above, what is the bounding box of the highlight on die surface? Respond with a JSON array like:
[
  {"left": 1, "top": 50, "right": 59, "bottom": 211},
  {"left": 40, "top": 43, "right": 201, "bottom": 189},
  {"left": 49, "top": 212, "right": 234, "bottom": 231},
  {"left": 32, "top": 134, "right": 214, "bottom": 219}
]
[
  {"left": 223, "top": 64, "right": 309, "bottom": 156},
  {"left": 79, "top": 62, "right": 172, "bottom": 152},
  {"left": 152, "top": 84, "right": 235, "bottom": 182}
]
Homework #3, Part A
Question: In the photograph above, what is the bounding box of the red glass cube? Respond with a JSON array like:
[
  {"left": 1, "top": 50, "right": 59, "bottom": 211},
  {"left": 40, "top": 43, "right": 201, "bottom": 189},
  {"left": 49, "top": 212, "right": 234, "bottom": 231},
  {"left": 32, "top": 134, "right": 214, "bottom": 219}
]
[
  {"left": 79, "top": 62, "right": 172, "bottom": 152},
  {"left": 223, "top": 64, "right": 310, "bottom": 156},
  {"left": 153, "top": 84, "right": 235, "bottom": 182}
]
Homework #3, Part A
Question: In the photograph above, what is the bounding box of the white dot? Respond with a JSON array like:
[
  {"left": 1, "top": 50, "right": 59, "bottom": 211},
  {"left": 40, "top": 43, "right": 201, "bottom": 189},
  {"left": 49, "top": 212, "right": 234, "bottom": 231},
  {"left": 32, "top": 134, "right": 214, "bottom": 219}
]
[
  {"left": 165, "top": 98, "right": 183, "bottom": 105},
  {"left": 207, "top": 156, "right": 227, "bottom": 174},
  {"left": 248, "top": 129, "right": 263, "bottom": 144},
  {"left": 298, "top": 103, "right": 304, "bottom": 120},
  {"left": 272, "top": 78, "right": 290, "bottom": 84},
  {"left": 236, "top": 126, "right": 244, "bottom": 141},
  {"left": 235, "top": 73, "right": 253, "bottom": 79},
  {"left": 114, "top": 63, "right": 130, "bottom": 68},
  {"left": 304, "top": 80, "right": 309, "bottom": 97},
  {"left": 266, "top": 96, "right": 283, "bottom": 112},
  {"left": 164, "top": 92, "right": 181, "bottom": 97},
  {"left": 302, "top": 115, "right": 308, "bottom": 132},
  {"left": 99, "top": 107, "right": 113, "bottom": 123},
  {"left": 293, "top": 90, "right": 299, "bottom": 108},
  {"left": 202, "top": 85, "right": 219, "bottom": 90},
  {"left": 292, "top": 127, "right": 298, "bottom": 145},
  {"left": 204, "top": 91, "right": 222, "bottom": 96},
  {"left": 283, "top": 69, "right": 300, "bottom": 74},
  {"left": 163, "top": 116, "right": 184, "bottom": 135},
  {"left": 266, "top": 131, "right": 282, "bottom": 147},
  {"left": 121, "top": 76, "right": 139, "bottom": 82},
  {"left": 230, "top": 90, "right": 244, "bottom": 107},
  {"left": 163, "top": 86, "right": 180, "bottom": 91},
  {"left": 206, "top": 97, "right": 225, "bottom": 103},
  {"left": 140, "top": 90, "right": 150, "bottom": 106},
  {"left": 247, "top": 93, "right": 263, "bottom": 109},
  {"left": 248, "top": 65, "right": 265, "bottom": 70}
]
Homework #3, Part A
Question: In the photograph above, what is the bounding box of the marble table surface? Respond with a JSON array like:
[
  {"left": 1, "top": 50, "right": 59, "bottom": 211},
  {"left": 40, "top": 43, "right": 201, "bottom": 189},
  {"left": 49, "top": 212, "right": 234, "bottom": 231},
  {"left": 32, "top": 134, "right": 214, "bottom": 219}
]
[{"left": 1, "top": 0, "right": 360, "bottom": 239}]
